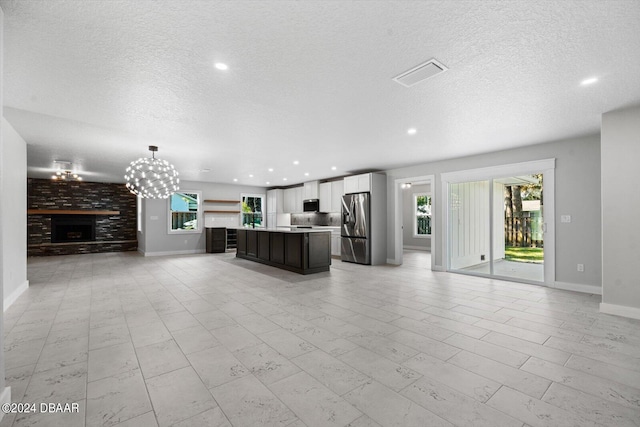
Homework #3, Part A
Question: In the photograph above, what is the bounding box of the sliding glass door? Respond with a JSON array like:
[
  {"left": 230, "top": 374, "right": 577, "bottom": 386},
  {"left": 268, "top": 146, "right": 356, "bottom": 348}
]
[{"left": 444, "top": 160, "right": 554, "bottom": 285}]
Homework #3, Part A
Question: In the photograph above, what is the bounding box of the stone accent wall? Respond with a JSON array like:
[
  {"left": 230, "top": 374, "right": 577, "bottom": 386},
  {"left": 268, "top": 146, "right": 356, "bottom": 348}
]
[{"left": 28, "top": 178, "right": 137, "bottom": 256}]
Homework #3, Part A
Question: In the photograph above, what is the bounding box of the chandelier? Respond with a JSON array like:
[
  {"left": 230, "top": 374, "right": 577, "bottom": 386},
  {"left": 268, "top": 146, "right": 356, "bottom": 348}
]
[
  {"left": 124, "top": 145, "right": 179, "bottom": 199},
  {"left": 52, "top": 170, "right": 83, "bottom": 181}
]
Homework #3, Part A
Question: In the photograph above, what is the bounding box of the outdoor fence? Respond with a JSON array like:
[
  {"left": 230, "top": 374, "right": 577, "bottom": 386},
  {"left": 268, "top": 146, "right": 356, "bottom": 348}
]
[{"left": 504, "top": 215, "right": 543, "bottom": 247}]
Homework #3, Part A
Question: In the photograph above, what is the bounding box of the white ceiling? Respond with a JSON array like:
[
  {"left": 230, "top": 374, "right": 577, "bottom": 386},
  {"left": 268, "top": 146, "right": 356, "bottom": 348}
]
[{"left": 2, "top": 0, "right": 640, "bottom": 186}]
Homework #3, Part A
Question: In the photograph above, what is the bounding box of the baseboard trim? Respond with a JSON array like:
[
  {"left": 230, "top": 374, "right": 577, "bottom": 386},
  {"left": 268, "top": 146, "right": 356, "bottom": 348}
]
[
  {"left": 386, "top": 258, "right": 400, "bottom": 265},
  {"left": 553, "top": 281, "right": 602, "bottom": 295},
  {"left": 600, "top": 302, "right": 640, "bottom": 320},
  {"left": 402, "top": 246, "right": 430, "bottom": 251},
  {"left": 142, "top": 249, "right": 206, "bottom": 257},
  {"left": 0, "top": 386, "right": 11, "bottom": 422},
  {"left": 4, "top": 280, "right": 29, "bottom": 312}
]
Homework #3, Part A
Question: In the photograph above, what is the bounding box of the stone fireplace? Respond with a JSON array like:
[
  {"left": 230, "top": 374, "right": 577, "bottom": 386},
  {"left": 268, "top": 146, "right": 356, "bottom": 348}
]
[{"left": 28, "top": 178, "right": 137, "bottom": 256}]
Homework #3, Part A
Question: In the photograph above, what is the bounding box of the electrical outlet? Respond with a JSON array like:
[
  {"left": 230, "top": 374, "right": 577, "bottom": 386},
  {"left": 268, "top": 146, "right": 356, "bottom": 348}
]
[
  {"left": 577, "top": 264, "right": 584, "bottom": 272},
  {"left": 480, "top": 255, "right": 485, "bottom": 261},
  {"left": 561, "top": 215, "right": 572, "bottom": 223}
]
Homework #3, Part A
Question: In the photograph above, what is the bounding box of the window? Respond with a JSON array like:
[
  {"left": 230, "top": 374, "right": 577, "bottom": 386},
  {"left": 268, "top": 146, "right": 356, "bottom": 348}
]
[
  {"left": 169, "top": 191, "right": 201, "bottom": 233},
  {"left": 241, "top": 194, "right": 265, "bottom": 228},
  {"left": 414, "top": 193, "right": 432, "bottom": 237}
]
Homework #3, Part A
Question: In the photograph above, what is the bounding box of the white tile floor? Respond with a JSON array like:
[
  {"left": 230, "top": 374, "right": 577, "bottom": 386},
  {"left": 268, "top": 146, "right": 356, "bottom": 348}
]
[{"left": 2, "top": 250, "right": 640, "bottom": 427}]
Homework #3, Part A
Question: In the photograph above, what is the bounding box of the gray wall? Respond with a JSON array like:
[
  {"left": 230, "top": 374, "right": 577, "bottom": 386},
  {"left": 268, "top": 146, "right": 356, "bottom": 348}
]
[
  {"left": 2, "top": 119, "right": 27, "bottom": 306},
  {"left": 402, "top": 183, "right": 430, "bottom": 250},
  {"left": 141, "top": 180, "right": 265, "bottom": 255},
  {"left": 601, "top": 105, "right": 640, "bottom": 310},
  {"left": 386, "top": 134, "right": 602, "bottom": 288}
]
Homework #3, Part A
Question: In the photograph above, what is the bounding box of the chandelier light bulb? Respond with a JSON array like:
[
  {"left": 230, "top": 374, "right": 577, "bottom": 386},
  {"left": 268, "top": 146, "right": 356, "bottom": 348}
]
[{"left": 124, "top": 146, "right": 180, "bottom": 199}]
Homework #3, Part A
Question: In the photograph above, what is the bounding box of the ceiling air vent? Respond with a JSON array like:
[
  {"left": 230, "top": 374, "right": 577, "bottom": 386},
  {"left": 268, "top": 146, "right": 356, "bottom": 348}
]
[{"left": 393, "top": 58, "right": 448, "bottom": 87}]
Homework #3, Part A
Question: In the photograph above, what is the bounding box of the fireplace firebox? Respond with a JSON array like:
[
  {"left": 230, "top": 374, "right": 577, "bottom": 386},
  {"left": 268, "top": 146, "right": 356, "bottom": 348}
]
[{"left": 51, "top": 215, "right": 96, "bottom": 243}]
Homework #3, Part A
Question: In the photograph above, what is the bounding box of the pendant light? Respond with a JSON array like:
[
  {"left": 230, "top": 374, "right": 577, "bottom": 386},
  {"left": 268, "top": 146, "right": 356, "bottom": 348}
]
[{"left": 124, "top": 146, "right": 179, "bottom": 199}]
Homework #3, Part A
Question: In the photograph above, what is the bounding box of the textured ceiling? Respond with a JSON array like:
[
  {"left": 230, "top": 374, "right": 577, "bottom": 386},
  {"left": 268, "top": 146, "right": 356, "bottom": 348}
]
[{"left": 2, "top": 0, "right": 640, "bottom": 185}]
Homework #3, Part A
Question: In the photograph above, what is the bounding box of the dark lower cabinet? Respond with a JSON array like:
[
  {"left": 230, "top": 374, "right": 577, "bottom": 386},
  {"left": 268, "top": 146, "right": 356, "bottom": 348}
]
[
  {"left": 237, "top": 229, "right": 247, "bottom": 255},
  {"left": 235, "top": 229, "right": 330, "bottom": 274},
  {"left": 257, "top": 232, "right": 270, "bottom": 261},
  {"left": 246, "top": 230, "right": 258, "bottom": 257},
  {"left": 206, "top": 228, "right": 226, "bottom": 253},
  {"left": 285, "top": 234, "right": 304, "bottom": 268},
  {"left": 308, "top": 233, "right": 331, "bottom": 268},
  {"left": 270, "top": 232, "right": 285, "bottom": 264}
]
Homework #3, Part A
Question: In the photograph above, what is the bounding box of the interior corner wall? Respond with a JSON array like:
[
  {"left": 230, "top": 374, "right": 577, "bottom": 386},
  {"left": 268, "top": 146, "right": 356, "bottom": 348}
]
[
  {"left": 601, "top": 105, "right": 640, "bottom": 315},
  {"left": 140, "top": 180, "right": 265, "bottom": 256},
  {"left": 402, "top": 183, "right": 430, "bottom": 250},
  {"left": 1, "top": 119, "right": 28, "bottom": 310},
  {"left": 386, "top": 134, "right": 602, "bottom": 289}
]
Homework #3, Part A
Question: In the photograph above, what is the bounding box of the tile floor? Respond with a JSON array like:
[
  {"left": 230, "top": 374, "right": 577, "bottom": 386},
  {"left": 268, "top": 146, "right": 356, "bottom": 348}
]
[{"left": 2, "top": 250, "right": 640, "bottom": 427}]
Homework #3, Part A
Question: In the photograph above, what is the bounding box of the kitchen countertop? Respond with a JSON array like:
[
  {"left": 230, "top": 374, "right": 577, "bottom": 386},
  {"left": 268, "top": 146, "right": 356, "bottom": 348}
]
[
  {"left": 230, "top": 227, "right": 331, "bottom": 234},
  {"left": 278, "top": 226, "right": 340, "bottom": 230}
]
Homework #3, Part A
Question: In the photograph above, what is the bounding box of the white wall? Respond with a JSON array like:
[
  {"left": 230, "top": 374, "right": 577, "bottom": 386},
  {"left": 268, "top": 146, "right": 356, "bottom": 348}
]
[
  {"left": 402, "top": 183, "right": 430, "bottom": 250},
  {"left": 0, "top": 6, "right": 11, "bottom": 412},
  {"left": 601, "top": 105, "right": 640, "bottom": 317},
  {"left": 386, "top": 134, "right": 602, "bottom": 289},
  {"left": 140, "top": 180, "right": 265, "bottom": 256},
  {"left": 1, "top": 118, "right": 28, "bottom": 309}
]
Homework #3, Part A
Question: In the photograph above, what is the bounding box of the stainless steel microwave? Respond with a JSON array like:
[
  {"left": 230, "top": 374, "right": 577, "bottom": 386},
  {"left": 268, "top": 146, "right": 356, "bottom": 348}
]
[{"left": 303, "top": 199, "right": 319, "bottom": 212}]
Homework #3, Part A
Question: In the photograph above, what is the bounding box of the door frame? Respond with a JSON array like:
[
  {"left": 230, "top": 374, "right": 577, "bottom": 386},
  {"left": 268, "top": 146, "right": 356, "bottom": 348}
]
[
  {"left": 392, "top": 174, "right": 435, "bottom": 270},
  {"left": 441, "top": 159, "right": 555, "bottom": 286}
]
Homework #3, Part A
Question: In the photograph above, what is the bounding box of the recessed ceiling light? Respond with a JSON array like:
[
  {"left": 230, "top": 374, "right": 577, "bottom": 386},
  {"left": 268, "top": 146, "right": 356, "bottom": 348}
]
[
  {"left": 268, "top": 168, "right": 274, "bottom": 172},
  {"left": 331, "top": 166, "right": 337, "bottom": 170},
  {"left": 214, "top": 62, "right": 228, "bottom": 71},
  {"left": 249, "top": 174, "right": 254, "bottom": 178},
  {"left": 233, "top": 178, "right": 238, "bottom": 182},
  {"left": 283, "top": 178, "right": 288, "bottom": 181},
  {"left": 407, "top": 128, "right": 417, "bottom": 135},
  {"left": 266, "top": 181, "right": 270, "bottom": 185},
  {"left": 581, "top": 77, "right": 598, "bottom": 86},
  {"left": 304, "top": 172, "right": 309, "bottom": 176},
  {"left": 293, "top": 160, "right": 299, "bottom": 165}
]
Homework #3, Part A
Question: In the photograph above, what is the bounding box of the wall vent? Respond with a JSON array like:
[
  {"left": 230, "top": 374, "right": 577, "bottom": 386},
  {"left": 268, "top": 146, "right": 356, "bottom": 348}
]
[{"left": 393, "top": 58, "right": 448, "bottom": 87}]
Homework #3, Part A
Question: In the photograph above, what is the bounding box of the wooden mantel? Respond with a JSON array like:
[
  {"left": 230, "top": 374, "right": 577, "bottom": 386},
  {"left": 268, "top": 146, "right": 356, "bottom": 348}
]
[{"left": 27, "top": 209, "right": 120, "bottom": 215}]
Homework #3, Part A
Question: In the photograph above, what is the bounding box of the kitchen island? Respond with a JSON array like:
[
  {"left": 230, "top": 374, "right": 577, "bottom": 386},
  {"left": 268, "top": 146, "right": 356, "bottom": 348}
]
[{"left": 235, "top": 228, "right": 331, "bottom": 274}]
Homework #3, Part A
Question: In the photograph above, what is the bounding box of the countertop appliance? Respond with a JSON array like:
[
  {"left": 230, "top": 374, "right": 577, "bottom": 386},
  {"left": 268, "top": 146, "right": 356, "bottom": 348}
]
[
  {"left": 341, "top": 192, "right": 370, "bottom": 264},
  {"left": 303, "top": 199, "right": 320, "bottom": 212}
]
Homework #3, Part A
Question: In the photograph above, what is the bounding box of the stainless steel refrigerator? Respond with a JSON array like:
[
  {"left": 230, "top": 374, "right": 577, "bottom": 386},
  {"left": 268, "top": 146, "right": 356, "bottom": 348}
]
[{"left": 341, "top": 192, "right": 371, "bottom": 264}]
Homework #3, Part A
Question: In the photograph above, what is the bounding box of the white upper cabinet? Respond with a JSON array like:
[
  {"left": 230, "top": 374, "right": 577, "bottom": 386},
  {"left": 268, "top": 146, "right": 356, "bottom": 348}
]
[
  {"left": 294, "top": 186, "right": 304, "bottom": 213},
  {"left": 331, "top": 180, "right": 344, "bottom": 212},
  {"left": 319, "top": 182, "right": 331, "bottom": 212},
  {"left": 267, "top": 189, "right": 283, "bottom": 214},
  {"left": 283, "top": 188, "right": 295, "bottom": 213},
  {"left": 303, "top": 181, "right": 319, "bottom": 200},
  {"left": 343, "top": 173, "right": 371, "bottom": 194}
]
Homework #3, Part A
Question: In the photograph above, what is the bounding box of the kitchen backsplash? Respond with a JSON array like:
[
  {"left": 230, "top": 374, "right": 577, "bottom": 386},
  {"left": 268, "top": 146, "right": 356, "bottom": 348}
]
[{"left": 291, "top": 212, "right": 341, "bottom": 226}]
